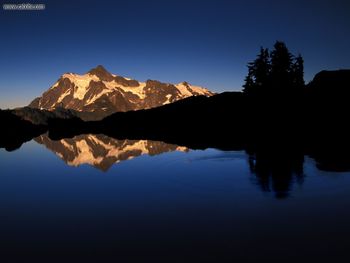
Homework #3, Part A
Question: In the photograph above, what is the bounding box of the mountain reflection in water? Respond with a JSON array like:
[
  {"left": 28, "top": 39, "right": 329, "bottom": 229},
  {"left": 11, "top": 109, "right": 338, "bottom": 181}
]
[
  {"left": 3, "top": 131, "right": 350, "bottom": 200},
  {"left": 33, "top": 133, "right": 307, "bottom": 199},
  {"left": 35, "top": 134, "right": 188, "bottom": 171}
]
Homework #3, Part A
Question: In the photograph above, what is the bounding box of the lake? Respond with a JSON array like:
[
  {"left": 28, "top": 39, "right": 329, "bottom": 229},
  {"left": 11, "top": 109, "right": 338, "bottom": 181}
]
[{"left": 1, "top": 134, "right": 350, "bottom": 262}]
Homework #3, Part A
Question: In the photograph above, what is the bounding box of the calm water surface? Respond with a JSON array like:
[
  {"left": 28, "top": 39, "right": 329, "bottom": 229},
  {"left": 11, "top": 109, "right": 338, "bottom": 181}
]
[{"left": 1, "top": 135, "right": 350, "bottom": 262}]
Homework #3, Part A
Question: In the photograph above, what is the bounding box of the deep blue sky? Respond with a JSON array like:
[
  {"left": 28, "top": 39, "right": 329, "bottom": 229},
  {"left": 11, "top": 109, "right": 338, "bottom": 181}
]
[{"left": 1, "top": 0, "right": 350, "bottom": 108}]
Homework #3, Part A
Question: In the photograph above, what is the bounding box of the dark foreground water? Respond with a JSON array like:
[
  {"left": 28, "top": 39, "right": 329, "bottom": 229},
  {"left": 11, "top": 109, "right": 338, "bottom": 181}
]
[{"left": 1, "top": 134, "right": 350, "bottom": 262}]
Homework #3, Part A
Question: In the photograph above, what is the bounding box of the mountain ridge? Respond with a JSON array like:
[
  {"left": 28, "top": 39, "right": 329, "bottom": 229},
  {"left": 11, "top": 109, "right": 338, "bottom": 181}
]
[{"left": 28, "top": 65, "right": 214, "bottom": 120}]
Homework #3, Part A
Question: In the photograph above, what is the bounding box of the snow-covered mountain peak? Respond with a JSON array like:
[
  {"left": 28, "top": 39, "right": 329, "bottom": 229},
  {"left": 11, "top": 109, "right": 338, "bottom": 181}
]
[{"left": 29, "top": 65, "right": 214, "bottom": 120}]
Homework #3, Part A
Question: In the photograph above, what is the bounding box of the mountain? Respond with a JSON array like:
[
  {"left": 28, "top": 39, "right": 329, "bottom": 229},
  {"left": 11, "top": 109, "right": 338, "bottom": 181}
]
[
  {"left": 307, "top": 69, "right": 350, "bottom": 95},
  {"left": 35, "top": 134, "right": 188, "bottom": 171},
  {"left": 29, "top": 65, "right": 214, "bottom": 120}
]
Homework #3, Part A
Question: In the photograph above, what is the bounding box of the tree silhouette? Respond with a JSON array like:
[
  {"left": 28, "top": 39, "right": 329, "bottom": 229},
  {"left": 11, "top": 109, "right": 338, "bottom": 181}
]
[
  {"left": 243, "top": 41, "right": 305, "bottom": 95},
  {"left": 243, "top": 47, "right": 270, "bottom": 95},
  {"left": 270, "top": 41, "right": 294, "bottom": 91},
  {"left": 291, "top": 54, "right": 305, "bottom": 89},
  {"left": 243, "top": 65, "right": 255, "bottom": 94}
]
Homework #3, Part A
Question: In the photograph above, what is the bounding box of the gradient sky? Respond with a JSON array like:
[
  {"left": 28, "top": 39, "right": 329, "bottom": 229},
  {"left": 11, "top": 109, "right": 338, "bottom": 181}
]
[{"left": 1, "top": 0, "right": 350, "bottom": 108}]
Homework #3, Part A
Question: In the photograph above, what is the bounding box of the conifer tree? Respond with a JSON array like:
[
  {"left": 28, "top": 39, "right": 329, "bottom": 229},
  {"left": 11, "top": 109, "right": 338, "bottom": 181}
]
[
  {"left": 270, "top": 41, "right": 294, "bottom": 90},
  {"left": 243, "top": 41, "right": 305, "bottom": 95},
  {"left": 292, "top": 54, "right": 305, "bottom": 89},
  {"left": 243, "top": 47, "right": 270, "bottom": 94}
]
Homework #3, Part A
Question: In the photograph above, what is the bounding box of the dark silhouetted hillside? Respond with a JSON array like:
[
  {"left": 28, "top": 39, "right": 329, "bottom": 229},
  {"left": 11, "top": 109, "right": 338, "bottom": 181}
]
[
  {"left": 0, "top": 109, "right": 47, "bottom": 151},
  {"left": 307, "top": 70, "right": 350, "bottom": 94}
]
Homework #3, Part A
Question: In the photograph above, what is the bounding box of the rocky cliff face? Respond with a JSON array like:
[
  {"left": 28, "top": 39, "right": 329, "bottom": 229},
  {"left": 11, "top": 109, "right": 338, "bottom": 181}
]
[{"left": 29, "top": 65, "right": 214, "bottom": 120}]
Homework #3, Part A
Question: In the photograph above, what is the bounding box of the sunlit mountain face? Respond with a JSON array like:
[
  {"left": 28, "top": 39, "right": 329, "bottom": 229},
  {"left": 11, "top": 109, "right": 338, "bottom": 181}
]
[
  {"left": 28, "top": 65, "right": 213, "bottom": 121},
  {"left": 35, "top": 134, "right": 188, "bottom": 171}
]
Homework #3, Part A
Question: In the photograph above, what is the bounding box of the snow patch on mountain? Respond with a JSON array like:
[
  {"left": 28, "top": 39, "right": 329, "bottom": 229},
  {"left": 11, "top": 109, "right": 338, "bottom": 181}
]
[
  {"left": 122, "top": 140, "right": 149, "bottom": 155},
  {"left": 175, "top": 82, "right": 211, "bottom": 97},
  {"left": 57, "top": 89, "right": 71, "bottom": 104},
  {"left": 61, "top": 139, "right": 74, "bottom": 151},
  {"left": 86, "top": 88, "right": 111, "bottom": 105},
  {"left": 175, "top": 82, "right": 194, "bottom": 97},
  {"left": 164, "top": 94, "right": 172, "bottom": 105},
  {"left": 50, "top": 81, "right": 60, "bottom": 90},
  {"left": 68, "top": 138, "right": 104, "bottom": 167},
  {"left": 62, "top": 73, "right": 99, "bottom": 100},
  {"left": 190, "top": 85, "right": 211, "bottom": 95},
  {"left": 119, "top": 82, "right": 147, "bottom": 99}
]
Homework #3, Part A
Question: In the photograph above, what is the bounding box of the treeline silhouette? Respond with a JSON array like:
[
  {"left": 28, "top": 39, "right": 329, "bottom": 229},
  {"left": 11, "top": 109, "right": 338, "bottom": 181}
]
[
  {"left": 243, "top": 41, "right": 304, "bottom": 95},
  {"left": 1, "top": 41, "right": 350, "bottom": 198}
]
